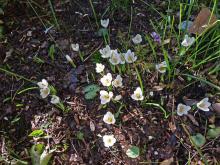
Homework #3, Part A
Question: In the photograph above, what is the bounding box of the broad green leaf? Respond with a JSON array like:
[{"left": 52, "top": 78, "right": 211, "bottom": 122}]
[
  {"left": 207, "top": 127, "right": 220, "bottom": 139},
  {"left": 30, "top": 144, "right": 42, "bottom": 165},
  {"left": 126, "top": 146, "right": 140, "bottom": 158},
  {"left": 83, "top": 84, "right": 100, "bottom": 100},
  {"left": 97, "top": 28, "right": 108, "bottom": 37},
  {"left": 30, "top": 144, "right": 54, "bottom": 165},
  {"left": 191, "top": 133, "right": 206, "bottom": 148},
  {"left": 40, "top": 149, "right": 55, "bottom": 165},
  {"left": 29, "top": 129, "right": 44, "bottom": 137}
]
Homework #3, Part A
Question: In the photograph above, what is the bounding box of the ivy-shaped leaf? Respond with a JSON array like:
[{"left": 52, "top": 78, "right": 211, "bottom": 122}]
[
  {"left": 207, "top": 127, "right": 220, "bottom": 139},
  {"left": 191, "top": 133, "right": 206, "bottom": 148},
  {"left": 126, "top": 146, "right": 140, "bottom": 158},
  {"left": 83, "top": 84, "right": 100, "bottom": 100}
]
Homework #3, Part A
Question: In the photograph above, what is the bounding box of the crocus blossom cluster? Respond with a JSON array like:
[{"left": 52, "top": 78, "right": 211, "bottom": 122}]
[
  {"left": 99, "top": 45, "right": 137, "bottom": 65},
  {"left": 99, "top": 73, "right": 123, "bottom": 104},
  {"left": 37, "top": 79, "right": 50, "bottom": 98},
  {"left": 37, "top": 79, "right": 60, "bottom": 105},
  {"left": 177, "top": 98, "right": 211, "bottom": 116}
]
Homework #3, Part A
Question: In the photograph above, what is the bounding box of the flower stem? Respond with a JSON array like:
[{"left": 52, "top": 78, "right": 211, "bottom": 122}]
[{"left": 134, "top": 65, "right": 144, "bottom": 93}]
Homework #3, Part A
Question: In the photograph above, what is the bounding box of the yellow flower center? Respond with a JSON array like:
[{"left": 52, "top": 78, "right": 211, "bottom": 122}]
[
  {"left": 136, "top": 93, "right": 141, "bottom": 99},
  {"left": 107, "top": 117, "right": 113, "bottom": 123},
  {"left": 104, "top": 95, "right": 110, "bottom": 99},
  {"left": 178, "top": 106, "right": 184, "bottom": 113},
  {"left": 107, "top": 139, "right": 112, "bottom": 143}
]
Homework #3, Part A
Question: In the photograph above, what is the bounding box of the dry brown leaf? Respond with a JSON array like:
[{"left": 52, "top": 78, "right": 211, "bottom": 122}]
[
  {"left": 189, "top": 7, "right": 217, "bottom": 35},
  {"left": 160, "top": 157, "right": 174, "bottom": 165},
  {"left": 187, "top": 114, "right": 199, "bottom": 126},
  {"left": 168, "top": 122, "right": 176, "bottom": 133}
]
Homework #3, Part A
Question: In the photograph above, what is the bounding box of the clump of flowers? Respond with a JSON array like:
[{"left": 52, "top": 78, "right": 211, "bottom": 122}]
[
  {"left": 99, "top": 45, "right": 138, "bottom": 66},
  {"left": 37, "top": 79, "right": 67, "bottom": 112},
  {"left": 37, "top": 79, "right": 50, "bottom": 98}
]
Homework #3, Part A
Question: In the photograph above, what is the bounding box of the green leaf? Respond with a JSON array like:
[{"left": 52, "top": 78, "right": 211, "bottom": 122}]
[
  {"left": 76, "top": 131, "right": 84, "bottom": 140},
  {"left": 83, "top": 84, "right": 100, "bottom": 100},
  {"left": 40, "top": 149, "right": 55, "bottom": 165},
  {"left": 30, "top": 144, "right": 54, "bottom": 165},
  {"left": 48, "top": 44, "right": 55, "bottom": 61},
  {"left": 29, "top": 129, "right": 44, "bottom": 137},
  {"left": 207, "top": 127, "right": 220, "bottom": 139},
  {"left": 191, "top": 133, "right": 206, "bottom": 148},
  {"left": 126, "top": 146, "right": 140, "bottom": 158},
  {"left": 30, "top": 144, "right": 43, "bottom": 165},
  {"left": 97, "top": 28, "right": 108, "bottom": 37}
]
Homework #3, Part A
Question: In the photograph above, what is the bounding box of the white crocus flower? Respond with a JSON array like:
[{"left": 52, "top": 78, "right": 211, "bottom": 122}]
[
  {"left": 40, "top": 87, "right": 50, "bottom": 99},
  {"left": 100, "top": 73, "right": 112, "bottom": 87},
  {"left": 181, "top": 35, "right": 195, "bottom": 47},
  {"left": 132, "top": 34, "right": 142, "bottom": 44},
  {"left": 101, "top": 18, "right": 109, "bottom": 28},
  {"left": 71, "top": 43, "right": 79, "bottom": 52},
  {"left": 100, "top": 90, "right": 113, "bottom": 104},
  {"left": 131, "top": 87, "right": 144, "bottom": 101},
  {"left": 112, "top": 75, "right": 123, "bottom": 88},
  {"left": 96, "top": 63, "right": 105, "bottom": 73},
  {"left": 103, "top": 112, "right": 116, "bottom": 124},
  {"left": 114, "top": 95, "right": 122, "bottom": 101},
  {"left": 124, "top": 49, "right": 137, "bottom": 63},
  {"left": 155, "top": 61, "right": 167, "bottom": 73},
  {"left": 197, "top": 98, "right": 211, "bottom": 111},
  {"left": 109, "top": 50, "right": 121, "bottom": 65},
  {"left": 177, "top": 103, "right": 191, "bottom": 116},
  {"left": 37, "top": 79, "right": 48, "bottom": 89},
  {"left": 103, "top": 135, "right": 116, "bottom": 147},
  {"left": 65, "top": 55, "right": 73, "bottom": 63},
  {"left": 50, "top": 95, "right": 60, "bottom": 104},
  {"left": 99, "top": 45, "right": 112, "bottom": 58}
]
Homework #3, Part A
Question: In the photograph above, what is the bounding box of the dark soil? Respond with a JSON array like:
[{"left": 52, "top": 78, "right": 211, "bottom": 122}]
[{"left": 0, "top": 1, "right": 219, "bottom": 165}]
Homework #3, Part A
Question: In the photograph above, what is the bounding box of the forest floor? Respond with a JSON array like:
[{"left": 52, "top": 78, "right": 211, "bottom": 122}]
[{"left": 0, "top": 0, "right": 220, "bottom": 165}]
